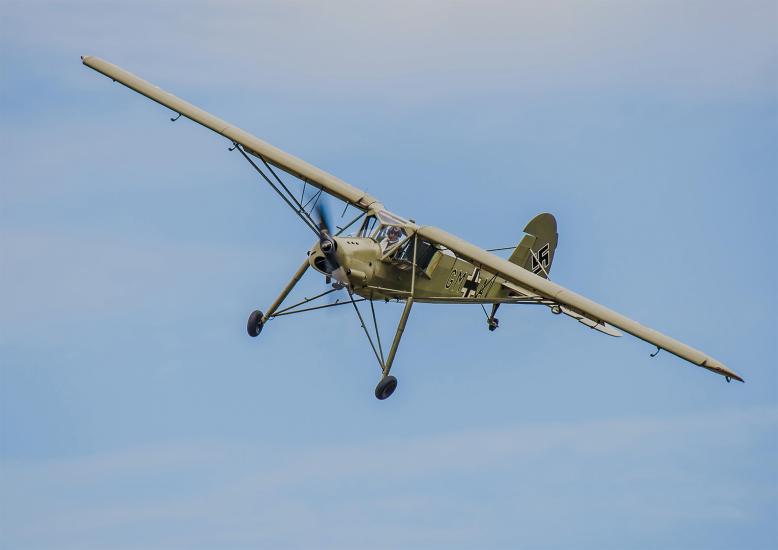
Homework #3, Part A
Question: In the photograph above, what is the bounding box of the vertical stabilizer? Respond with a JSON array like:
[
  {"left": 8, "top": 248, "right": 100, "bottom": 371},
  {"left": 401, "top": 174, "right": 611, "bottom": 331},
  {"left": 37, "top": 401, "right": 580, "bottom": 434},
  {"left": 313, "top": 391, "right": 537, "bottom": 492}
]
[{"left": 508, "top": 213, "right": 558, "bottom": 278}]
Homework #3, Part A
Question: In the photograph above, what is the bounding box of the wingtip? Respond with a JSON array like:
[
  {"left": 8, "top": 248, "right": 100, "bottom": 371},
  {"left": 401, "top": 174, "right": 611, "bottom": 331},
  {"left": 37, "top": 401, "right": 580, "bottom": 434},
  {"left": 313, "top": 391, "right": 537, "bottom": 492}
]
[
  {"left": 722, "top": 369, "right": 744, "bottom": 384},
  {"left": 703, "top": 362, "right": 744, "bottom": 384}
]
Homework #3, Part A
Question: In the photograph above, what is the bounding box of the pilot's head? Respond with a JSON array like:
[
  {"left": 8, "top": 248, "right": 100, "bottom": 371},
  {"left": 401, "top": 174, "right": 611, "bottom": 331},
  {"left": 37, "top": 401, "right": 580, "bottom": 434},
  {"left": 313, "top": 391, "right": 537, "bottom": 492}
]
[{"left": 387, "top": 226, "right": 402, "bottom": 242}]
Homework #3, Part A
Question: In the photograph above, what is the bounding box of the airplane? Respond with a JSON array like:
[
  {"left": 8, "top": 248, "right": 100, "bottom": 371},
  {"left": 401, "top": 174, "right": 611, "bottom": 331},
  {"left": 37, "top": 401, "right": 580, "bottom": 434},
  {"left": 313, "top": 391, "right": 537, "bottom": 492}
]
[{"left": 82, "top": 55, "right": 744, "bottom": 400}]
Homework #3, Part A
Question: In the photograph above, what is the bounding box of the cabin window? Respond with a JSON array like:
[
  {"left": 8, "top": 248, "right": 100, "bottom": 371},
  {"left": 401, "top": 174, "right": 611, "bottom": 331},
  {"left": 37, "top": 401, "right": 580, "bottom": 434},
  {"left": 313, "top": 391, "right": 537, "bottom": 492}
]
[
  {"left": 394, "top": 238, "right": 437, "bottom": 270},
  {"left": 357, "top": 215, "right": 378, "bottom": 238},
  {"left": 374, "top": 225, "right": 406, "bottom": 252}
]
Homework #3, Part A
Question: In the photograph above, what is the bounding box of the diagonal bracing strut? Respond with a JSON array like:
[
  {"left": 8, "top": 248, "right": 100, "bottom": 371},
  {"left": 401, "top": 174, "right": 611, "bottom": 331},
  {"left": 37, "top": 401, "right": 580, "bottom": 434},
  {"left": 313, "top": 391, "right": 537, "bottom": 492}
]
[{"left": 233, "top": 144, "right": 321, "bottom": 236}]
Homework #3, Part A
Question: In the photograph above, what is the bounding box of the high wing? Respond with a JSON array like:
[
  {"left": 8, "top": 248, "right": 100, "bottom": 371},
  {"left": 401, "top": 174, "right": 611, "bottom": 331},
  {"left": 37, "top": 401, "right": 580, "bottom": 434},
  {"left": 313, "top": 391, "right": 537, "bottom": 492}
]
[
  {"left": 81, "top": 56, "right": 381, "bottom": 212},
  {"left": 83, "top": 55, "right": 740, "bottom": 383},
  {"left": 417, "top": 226, "right": 743, "bottom": 382}
]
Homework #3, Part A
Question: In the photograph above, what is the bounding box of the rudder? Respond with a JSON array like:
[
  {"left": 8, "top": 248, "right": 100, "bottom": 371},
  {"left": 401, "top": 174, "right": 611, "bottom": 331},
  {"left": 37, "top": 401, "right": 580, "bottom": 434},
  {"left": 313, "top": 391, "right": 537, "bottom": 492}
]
[{"left": 508, "top": 213, "right": 558, "bottom": 278}]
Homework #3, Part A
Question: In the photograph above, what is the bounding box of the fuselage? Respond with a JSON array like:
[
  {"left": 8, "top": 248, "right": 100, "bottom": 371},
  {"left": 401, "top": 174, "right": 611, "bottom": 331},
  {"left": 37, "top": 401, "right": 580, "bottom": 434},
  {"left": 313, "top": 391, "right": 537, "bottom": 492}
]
[{"left": 309, "top": 235, "right": 508, "bottom": 303}]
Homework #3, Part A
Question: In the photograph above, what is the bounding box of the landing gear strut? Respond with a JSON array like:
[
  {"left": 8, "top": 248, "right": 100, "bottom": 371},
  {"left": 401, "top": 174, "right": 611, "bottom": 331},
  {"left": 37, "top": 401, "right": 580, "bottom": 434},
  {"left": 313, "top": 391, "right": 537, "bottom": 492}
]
[
  {"left": 247, "top": 237, "right": 418, "bottom": 400},
  {"left": 246, "top": 258, "right": 310, "bottom": 338},
  {"left": 348, "top": 293, "right": 414, "bottom": 401},
  {"left": 374, "top": 296, "right": 414, "bottom": 400},
  {"left": 487, "top": 303, "right": 500, "bottom": 331},
  {"left": 347, "top": 238, "right": 418, "bottom": 400}
]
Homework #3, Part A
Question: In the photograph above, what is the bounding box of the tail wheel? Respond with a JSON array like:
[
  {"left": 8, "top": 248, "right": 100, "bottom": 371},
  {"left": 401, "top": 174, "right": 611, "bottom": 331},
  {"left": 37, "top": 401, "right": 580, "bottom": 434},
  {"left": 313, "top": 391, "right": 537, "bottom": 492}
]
[{"left": 247, "top": 310, "right": 264, "bottom": 337}]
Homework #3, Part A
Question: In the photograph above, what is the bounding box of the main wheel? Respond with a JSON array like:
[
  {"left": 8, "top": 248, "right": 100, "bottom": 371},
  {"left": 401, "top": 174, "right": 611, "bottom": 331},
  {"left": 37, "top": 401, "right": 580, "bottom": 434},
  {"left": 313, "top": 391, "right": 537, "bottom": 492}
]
[
  {"left": 247, "top": 310, "right": 264, "bottom": 337},
  {"left": 374, "top": 375, "right": 398, "bottom": 400}
]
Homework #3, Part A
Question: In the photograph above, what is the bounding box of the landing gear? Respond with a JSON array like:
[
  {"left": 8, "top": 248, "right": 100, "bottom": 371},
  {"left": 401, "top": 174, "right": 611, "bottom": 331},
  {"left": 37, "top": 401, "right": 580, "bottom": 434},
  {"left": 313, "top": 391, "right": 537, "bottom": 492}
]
[
  {"left": 247, "top": 258, "right": 311, "bottom": 338},
  {"left": 247, "top": 310, "right": 264, "bottom": 337},
  {"left": 487, "top": 303, "right": 500, "bottom": 331},
  {"left": 374, "top": 296, "right": 414, "bottom": 400},
  {"left": 375, "top": 375, "right": 398, "bottom": 400},
  {"left": 348, "top": 293, "right": 413, "bottom": 401}
]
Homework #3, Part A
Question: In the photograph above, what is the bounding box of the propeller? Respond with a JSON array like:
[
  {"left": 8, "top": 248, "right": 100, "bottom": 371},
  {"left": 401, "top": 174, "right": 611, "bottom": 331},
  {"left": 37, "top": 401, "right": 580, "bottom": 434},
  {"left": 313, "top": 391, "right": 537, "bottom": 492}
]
[{"left": 315, "top": 202, "right": 340, "bottom": 274}]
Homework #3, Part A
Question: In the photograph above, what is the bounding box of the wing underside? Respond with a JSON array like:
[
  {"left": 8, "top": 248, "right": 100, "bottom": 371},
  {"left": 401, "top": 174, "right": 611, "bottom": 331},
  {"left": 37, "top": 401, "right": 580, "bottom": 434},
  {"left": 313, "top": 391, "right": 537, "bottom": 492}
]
[
  {"left": 81, "top": 55, "right": 381, "bottom": 212},
  {"left": 417, "top": 226, "right": 743, "bottom": 382}
]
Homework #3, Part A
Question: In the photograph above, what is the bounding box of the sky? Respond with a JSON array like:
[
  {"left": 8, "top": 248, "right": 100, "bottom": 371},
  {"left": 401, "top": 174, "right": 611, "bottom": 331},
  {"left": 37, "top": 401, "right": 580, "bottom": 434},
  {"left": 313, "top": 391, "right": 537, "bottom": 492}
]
[{"left": 1, "top": 1, "right": 776, "bottom": 548}]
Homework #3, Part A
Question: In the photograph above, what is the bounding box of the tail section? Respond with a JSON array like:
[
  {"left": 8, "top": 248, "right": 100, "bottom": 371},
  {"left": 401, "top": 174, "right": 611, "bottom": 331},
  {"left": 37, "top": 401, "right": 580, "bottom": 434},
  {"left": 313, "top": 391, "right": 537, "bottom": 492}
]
[{"left": 508, "top": 213, "right": 558, "bottom": 279}]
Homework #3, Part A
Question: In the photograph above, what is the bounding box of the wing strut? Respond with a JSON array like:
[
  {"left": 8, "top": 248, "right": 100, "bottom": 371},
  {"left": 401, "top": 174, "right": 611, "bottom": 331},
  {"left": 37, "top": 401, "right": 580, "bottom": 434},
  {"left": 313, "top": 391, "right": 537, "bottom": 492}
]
[
  {"left": 347, "top": 290, "right": 386, "bottom": 370},
  {"left": 233, "top": 144, "right": 321, "bottom": 236},
  {"left": 82, "top": 56, "right": 382, "bottom": 211}
]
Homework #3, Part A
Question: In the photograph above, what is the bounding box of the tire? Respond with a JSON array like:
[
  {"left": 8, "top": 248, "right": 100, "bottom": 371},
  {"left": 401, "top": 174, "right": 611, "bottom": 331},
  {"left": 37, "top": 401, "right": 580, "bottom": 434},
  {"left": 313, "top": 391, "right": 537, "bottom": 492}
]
[
  {"left": 247, "top": 310, "right": 264, "bottom": 337},
  {"left": 374, "top": 375, "right": 398, "bottom": 400}
]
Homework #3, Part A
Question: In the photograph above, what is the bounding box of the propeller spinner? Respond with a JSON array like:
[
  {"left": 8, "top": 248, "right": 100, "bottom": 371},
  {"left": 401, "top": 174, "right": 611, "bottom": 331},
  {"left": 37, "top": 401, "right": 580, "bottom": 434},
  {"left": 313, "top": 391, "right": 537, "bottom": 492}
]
[{"left": 315, "top": 203, "right": 341, "bottom": 274}]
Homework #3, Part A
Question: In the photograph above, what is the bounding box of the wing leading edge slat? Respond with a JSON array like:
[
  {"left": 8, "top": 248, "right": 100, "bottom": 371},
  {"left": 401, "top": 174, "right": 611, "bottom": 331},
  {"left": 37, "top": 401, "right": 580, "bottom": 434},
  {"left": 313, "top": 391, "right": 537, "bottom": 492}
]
[
  {"left": 81, "top": 55, "right": 381, "bottom": 212},
  {"left": 418, "top": 226, "right": 743, "bottom": 382}
]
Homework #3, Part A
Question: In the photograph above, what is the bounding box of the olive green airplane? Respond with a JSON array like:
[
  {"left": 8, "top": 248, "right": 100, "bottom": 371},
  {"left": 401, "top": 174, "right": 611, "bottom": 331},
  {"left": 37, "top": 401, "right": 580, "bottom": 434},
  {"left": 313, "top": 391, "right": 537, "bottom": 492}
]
[{"left": 82, "top": 55, "right": 743, "bottom": 399}]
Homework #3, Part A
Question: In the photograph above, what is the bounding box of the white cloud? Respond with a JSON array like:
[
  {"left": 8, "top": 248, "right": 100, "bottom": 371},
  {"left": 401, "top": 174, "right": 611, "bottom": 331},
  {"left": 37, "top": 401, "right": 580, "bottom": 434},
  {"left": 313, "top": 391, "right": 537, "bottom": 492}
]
[
  {"left": 2, "top": 0, "right": 775, "bottom": 99},
  {"left": 1, "top": 406, "right": 774, "bottom": 547}
]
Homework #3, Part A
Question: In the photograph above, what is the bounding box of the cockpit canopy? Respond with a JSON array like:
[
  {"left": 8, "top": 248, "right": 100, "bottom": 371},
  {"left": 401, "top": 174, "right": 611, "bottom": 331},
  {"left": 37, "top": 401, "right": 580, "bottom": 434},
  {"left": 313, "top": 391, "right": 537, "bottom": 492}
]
[
  {"left": 356, "top": 210, "right": 410, "bottom": 240},
  {"left": 352, "top": 210, "right": 438, "bottom": 271}
]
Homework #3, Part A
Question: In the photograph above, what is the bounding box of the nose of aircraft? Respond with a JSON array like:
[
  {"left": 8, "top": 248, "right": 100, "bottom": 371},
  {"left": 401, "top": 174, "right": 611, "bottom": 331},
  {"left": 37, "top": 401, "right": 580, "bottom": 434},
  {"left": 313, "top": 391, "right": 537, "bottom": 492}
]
[{"left": 309, "top": 236, "right": 341, "bottom": 271}]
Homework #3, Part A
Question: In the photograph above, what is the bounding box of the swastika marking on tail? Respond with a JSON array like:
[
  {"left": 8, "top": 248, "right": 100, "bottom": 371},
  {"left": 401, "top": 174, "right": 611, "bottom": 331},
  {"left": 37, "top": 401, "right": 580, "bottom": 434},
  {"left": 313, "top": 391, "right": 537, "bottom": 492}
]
[{"left": 531, "top": 243, "right": 551, "bottom": 275}]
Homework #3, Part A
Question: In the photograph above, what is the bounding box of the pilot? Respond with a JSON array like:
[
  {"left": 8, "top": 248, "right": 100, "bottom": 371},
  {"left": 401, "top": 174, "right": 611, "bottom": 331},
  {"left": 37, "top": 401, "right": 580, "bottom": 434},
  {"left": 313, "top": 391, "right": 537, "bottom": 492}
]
[{"left": 380, "top": 226, "right": 404, "bottom": 252}]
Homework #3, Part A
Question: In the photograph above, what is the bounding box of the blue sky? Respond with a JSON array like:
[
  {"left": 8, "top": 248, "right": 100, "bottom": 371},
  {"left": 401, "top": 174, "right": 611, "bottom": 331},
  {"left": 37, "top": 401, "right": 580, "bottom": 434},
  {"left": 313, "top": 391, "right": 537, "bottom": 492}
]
[{"left": 1, "top": 1, "right": 776, "bottom": 548}]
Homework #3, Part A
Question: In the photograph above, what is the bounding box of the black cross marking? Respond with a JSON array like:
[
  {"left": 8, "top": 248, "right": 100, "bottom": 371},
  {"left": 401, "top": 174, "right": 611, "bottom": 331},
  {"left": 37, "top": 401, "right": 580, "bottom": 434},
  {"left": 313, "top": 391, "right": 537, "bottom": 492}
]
[
  {"left": 476, "top": 272, "right": 497, "bottom": 297},
  {"left": 461, "top": 267, "right": 481, "bottom": 298},
  {"left": 531, "top": 243, "right": 551, "bottom": 275}
]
